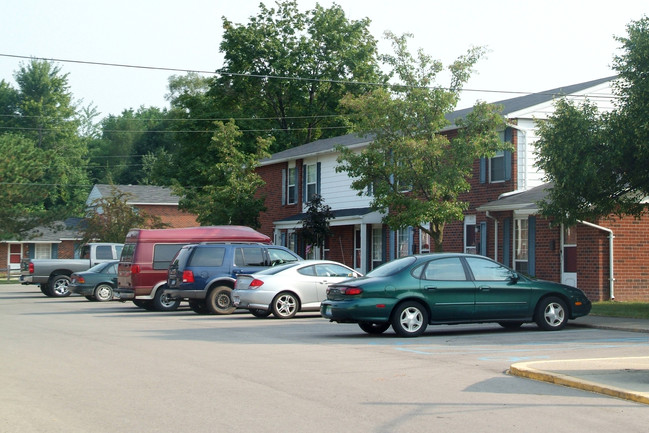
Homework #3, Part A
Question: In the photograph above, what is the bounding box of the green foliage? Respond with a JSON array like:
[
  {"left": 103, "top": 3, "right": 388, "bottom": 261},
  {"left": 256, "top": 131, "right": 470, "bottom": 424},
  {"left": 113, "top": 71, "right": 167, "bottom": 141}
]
[
  {"left": 175, "top": 121, "right": 271, "bottom": 228},
  {"left": 337, "top": 32, "right": 506, "bottom": 251},
  {"left": 88, "top": 106, "right": 174, "bottom": 185},
  {"left": 215, "top": 0, "right": 383, "bottom": 152},
  {"left": 0, "top": 134, "right": 51, "bottom": 239},
  {"left": 299, "top": 194, "right": 333, "bottom": 252},
  {"left": 81, "top": 186, "right": 167, "bottom": 244},
  {"left": 0, "top": 60, "right": 89, "bottom": 237},
  {"left": 535, "top": 16, "right": 649, "bottom": 224}
]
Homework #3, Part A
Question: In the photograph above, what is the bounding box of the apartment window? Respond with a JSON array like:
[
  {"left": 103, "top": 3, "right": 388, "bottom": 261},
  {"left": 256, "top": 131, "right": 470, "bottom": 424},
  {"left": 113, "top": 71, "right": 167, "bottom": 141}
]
[
  {"left": 287, "top": 167, "right": 297, "bottom": 204},
  {"left": 34, "top": 244, "right": 51, "bottom": 259},
  {"left": 420, "top": 224, "right": 431, "bottom": 254},
  {"left": 372, "top": 227, "right": 383, "bottom": 268},
  {"left": 490, "top": 150, "right": 506, "bottom": 182},
  {"left": 397, "top": 229, "right": 410, "bottom": 258},
  {"left": 464, "top": 215, "right": 476, "bottom": 254},
  {"left": 514, "top": 218, "right": 529, "bottom": 273},
  {"left": 305, "top": 164, "right": 317, "bottom": 201}
]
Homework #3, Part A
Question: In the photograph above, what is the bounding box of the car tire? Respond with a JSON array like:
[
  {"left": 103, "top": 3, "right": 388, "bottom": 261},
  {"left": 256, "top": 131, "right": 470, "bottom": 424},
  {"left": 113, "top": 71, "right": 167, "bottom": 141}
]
[
  {"left": 205, "top": 286, "right": 236, "bottom": 315},
  {"left": 133, "top": 299, "right": 155, "bottom": 311},
  {"left": 49, "top": 275, "right": 71, "bottom": 297},
  {"left": 188, "top": 300, "right": 209, "bottom": 314},
  {"left": 359, "top": 322, "right": 391, "bottom": 335},
  {"left": 152, "top": 286, "right": 181, "bottom": 312},
  {"left": 535, "top": 296, "right": 568, "bottom": 331},
  {"left": 250, "top": 308, "right": 272, "bottom": 318},
  {"left": 40, "top": 284, "right": 54, "bottom": 297},
  {"left": 498, "top": 321, "right": 523, "bottom": 330},
  {"left": 271, "top": 292, "right": 299, "bottom": 319},
  {"left": 93, "top": 283, "right": 114, "bottom": 302},
  {"left": 391, "top": 301, "right": 428, "bottom": 337}
]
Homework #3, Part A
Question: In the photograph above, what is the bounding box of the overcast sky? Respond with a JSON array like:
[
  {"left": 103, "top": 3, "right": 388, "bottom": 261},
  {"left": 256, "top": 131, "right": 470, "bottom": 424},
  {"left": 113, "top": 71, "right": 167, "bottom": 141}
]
[{"left": 1, "top": 0, "right": 647, "bottom": 118}]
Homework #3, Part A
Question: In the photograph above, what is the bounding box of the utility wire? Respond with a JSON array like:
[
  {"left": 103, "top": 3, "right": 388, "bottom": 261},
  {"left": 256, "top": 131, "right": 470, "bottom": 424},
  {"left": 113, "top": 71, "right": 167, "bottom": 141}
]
[{"left": 0, "top": 52, "right": 618, "bottom": 99}]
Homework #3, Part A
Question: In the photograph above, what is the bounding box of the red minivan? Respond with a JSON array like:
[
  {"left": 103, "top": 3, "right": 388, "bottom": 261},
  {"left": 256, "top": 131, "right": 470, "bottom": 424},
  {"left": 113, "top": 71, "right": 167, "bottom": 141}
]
[{"left": 116, "top": 226, "right": 271, "bottom": 311}]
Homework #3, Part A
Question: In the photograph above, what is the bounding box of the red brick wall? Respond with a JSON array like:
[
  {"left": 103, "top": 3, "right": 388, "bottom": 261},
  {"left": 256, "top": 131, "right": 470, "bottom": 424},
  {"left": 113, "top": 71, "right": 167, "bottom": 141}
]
[
  {"left": 256, "top": 160, "right": 305, "bottom": 238},
  {"left": 593, "top": 216, "right": 649, "bottom": 301},
  {"left": 137, "top": 205, "right": 198, "bottom": 228}
]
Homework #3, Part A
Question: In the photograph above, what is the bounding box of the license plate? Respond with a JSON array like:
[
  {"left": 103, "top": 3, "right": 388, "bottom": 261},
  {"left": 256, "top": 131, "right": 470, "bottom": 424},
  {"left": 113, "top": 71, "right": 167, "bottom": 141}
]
[{"left": 325, "top": 305, "right": 332, "bottom": 316}]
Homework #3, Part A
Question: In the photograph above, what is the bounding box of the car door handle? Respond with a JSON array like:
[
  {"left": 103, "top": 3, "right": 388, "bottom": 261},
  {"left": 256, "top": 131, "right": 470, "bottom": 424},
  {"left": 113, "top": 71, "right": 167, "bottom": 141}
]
[
  {"left": 424, "top": 286, "right": 437, "bottom": 290},
  {"left": 479, "top": 285, "right": 491, "bottom": 291}
]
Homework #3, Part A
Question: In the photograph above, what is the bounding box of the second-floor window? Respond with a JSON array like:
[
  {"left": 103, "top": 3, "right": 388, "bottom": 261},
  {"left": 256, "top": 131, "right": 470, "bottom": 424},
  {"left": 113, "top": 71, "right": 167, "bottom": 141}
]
[
  {"left": 287, "top": 167, "right": 297, "bottom": 204},
  {"left": 490, "top": 150, "right": 506, "bottom": 182},
  {"left": 305, "top": 164, "right": 317, "bottom": 200}
]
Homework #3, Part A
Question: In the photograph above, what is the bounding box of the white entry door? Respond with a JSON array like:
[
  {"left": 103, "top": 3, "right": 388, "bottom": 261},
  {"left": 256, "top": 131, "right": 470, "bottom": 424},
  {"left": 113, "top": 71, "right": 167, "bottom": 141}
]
[{"left": 561, "top": 226, "right": 577, "bottom": 287}]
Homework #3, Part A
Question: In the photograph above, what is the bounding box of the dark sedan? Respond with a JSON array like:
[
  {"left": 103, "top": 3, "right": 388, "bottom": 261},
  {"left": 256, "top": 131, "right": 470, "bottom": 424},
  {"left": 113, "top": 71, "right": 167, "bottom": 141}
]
[
  {"left": 69, "top": 260, "right": 119, "bottom": 302},
  {"left": 321, "top": 253, "right": 592, "bottom": 337}
]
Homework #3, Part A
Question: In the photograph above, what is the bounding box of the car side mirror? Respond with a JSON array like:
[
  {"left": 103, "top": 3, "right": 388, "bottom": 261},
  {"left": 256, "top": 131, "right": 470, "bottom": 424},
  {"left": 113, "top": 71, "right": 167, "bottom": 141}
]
[{"left": 509, "top": 272, "right": 520, "bottom": 283}]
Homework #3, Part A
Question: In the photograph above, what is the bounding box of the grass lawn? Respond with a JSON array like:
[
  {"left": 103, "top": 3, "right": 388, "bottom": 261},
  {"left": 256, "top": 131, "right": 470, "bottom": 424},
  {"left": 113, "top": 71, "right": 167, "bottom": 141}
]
[{"left": 590, "top": 302, "right": 649, "bottom": 320}]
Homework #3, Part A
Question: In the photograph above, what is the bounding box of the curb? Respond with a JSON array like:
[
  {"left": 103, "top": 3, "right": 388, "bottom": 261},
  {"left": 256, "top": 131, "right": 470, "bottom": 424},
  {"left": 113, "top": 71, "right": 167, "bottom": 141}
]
[{"left": 508, "top": 357, "right": 649, "bottom": 405}]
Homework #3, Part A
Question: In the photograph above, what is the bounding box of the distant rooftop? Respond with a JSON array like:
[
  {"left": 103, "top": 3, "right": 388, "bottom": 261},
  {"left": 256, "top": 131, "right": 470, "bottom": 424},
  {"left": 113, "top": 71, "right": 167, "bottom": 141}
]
[{"left": 89, "top": 184, "right": 180, "bottom": 205}]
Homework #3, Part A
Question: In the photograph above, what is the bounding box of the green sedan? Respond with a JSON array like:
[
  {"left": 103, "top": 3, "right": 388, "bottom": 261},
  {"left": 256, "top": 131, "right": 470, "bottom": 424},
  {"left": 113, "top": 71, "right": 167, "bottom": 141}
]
[
  {"left": 320, "top": 253, "right": 592, "bottom": 337},
  {"left": 69, "top": 260, "right": 119, "bottom": 302}
]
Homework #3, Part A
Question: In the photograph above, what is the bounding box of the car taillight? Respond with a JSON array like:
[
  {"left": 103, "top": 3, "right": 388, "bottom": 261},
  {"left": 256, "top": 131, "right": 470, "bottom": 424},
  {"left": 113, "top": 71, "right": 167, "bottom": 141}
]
[
  {"left": 182, "top": 270, "right": 195, "bottom": 283},
  {"left": 29, "top": 263, "right": 34, "bottom": 274},
  {"left": 249, "top": 279, "right": 264, "bottom": 289},
  {"left": 327, "top": 286, "right": 363, "bottom": 296},
  {"left": 343, "top": 287, "right": 363, "bottom": 295},
  {"left": 76, "top": 276, "right": 85, "bottom": 284},
  {"left": 131, "top": 265, "right": 140, "bottom": 274}
]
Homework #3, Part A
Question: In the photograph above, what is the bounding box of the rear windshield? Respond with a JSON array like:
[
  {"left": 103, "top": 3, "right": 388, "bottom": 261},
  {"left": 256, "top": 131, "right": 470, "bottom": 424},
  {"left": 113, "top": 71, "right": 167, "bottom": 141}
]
[
  {"left": 189, "top": 247, "right": 226, "bottom": 267},
  {"left": 366, "top": 256, "right": 416, "bottom": 277},
  {"left": 153, "top": 244, "right": 185, "bottom": 270},
  {"left": 120, "top": 243, "right": 135, "bottom": 262},
  {"left": 95, "top": 245, "right": 114, "bottom": 260}
]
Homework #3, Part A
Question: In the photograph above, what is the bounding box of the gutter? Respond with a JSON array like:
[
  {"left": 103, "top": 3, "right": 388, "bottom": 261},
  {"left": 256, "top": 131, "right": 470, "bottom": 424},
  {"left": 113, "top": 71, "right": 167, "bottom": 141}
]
[{"left": 578, "top": 220, "right": 615, "bottom": 300}]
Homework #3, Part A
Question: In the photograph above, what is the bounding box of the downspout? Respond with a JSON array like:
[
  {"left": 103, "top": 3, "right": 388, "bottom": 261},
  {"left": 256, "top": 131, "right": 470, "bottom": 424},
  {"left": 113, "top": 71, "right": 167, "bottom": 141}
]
[
  {"left": 578, "top": 220, "right": 615, "bottom": 300},
  {"left": 485, "top": 211, "right": 498, "bottom": 262}
]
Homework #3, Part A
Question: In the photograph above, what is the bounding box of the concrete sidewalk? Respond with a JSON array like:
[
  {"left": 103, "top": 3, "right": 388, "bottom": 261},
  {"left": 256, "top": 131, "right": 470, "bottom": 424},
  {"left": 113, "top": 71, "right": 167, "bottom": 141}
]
[{"left": 508, "top": 315, "right": 649, "bottom": 405}]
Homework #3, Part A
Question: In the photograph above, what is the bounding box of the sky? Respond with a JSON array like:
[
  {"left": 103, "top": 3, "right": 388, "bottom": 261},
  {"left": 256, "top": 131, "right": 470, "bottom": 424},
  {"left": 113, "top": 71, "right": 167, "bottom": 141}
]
[{"left": 1, "top": 0, "right": 647, "bottom": 119}]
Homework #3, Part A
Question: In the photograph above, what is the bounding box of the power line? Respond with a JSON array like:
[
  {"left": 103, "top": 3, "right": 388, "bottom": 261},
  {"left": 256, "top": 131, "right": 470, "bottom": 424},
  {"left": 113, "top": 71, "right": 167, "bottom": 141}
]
[{"left": 0, "top": 52, "right": 618, "bottom": 100}]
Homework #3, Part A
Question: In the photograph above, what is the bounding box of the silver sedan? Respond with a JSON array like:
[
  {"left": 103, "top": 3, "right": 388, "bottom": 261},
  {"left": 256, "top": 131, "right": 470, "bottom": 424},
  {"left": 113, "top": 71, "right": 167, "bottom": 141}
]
[{"left": 232, "top": 260, "right": 361, "bottom": 319}]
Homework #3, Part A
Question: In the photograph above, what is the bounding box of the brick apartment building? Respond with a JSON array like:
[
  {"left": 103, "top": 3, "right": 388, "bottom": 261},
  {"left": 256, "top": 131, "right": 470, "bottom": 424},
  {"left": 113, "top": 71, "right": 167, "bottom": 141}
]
[{"left": 254, "top": 76, "right": 649, "bottom": 301}]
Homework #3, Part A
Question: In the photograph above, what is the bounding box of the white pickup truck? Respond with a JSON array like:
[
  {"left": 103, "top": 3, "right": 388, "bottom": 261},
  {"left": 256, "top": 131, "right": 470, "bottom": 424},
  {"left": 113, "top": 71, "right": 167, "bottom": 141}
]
[{"left": 20, "top": 243, "right": 123, "bottom": 297}]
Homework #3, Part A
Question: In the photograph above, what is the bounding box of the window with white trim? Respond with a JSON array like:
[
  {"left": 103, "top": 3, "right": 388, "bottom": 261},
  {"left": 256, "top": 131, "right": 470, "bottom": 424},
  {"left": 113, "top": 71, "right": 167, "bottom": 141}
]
[
  {"left": 305, "top": 164, "right": 317, "bottom": 201},
  {"left": 490, "top": 150, "right": 506, "bottom": 182},
  {"left": 35, "top": 244, "right": 51, "bottom": 259},
  {"left": 287, "top": 167, "right": 297, "bottom": 204},
  {"left": 464, "top": 215, "right": 476, "bottom": 254},
  {"left": 514, "top": 218, "right": 529, "bottom": 273}
]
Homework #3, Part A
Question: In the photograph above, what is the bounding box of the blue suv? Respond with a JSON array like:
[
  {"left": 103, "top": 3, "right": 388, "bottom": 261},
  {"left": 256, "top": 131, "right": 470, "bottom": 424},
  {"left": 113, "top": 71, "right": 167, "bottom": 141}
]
[{"left": 165, "top": 243, "right": 302, "bottom": 315}]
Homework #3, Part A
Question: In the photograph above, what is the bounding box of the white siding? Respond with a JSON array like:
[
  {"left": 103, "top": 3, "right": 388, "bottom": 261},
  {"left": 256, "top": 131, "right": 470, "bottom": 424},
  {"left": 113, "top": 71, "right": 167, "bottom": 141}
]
[
  {"left": 302, "top": 148, "right": 373, "bottom": 211},
  {"left": 512, "top": 80, "right": 616, "bottom": 191}
]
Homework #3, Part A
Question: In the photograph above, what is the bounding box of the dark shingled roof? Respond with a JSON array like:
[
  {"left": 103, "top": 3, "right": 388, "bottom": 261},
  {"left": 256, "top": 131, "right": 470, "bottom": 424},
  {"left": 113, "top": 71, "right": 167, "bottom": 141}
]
[
  {"left": 93, "top": 184, "right": 180, "bottom": 205},
  {"left": 276, "top": 207, "right": 375, "bottom": 222},
  {"left": 477, "top": 183, "right": 553, "bottom": 212},
  {"left": 260, "top": 134, "right": 374, "bottom": 165},
  {"left": 446, "top": 76, "right": 616, "bottom": 125}
]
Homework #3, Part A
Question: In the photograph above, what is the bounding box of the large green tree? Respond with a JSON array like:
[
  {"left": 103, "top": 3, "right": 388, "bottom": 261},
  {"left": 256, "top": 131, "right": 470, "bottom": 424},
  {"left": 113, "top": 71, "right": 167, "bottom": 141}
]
[
  {"left": 88, "top": 106, "right": 174, "bottom": 185},
  {"left": 535, "top": 16, "right": 649, "bottom": 225},
  {"left": 214, "top": 0, "right": 383, "bottom": 152},
  {"left": 0, "top": 134, "right": 51, "bottom": 239},
  {"left": 174, "top": 120, "right": 271, "bottom": 228},
  {"left": 337, "top": 32, "right": 506, "bottom": 252},
  {"left": 0, "top": 60, "right": 89, "bottom": 236}
]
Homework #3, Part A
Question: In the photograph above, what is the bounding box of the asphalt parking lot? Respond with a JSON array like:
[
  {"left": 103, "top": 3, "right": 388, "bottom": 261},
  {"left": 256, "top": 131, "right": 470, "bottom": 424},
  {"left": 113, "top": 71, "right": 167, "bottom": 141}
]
[{"left": 2, "top": 284, "right": 648, "bottom": 433}]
